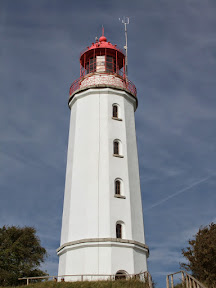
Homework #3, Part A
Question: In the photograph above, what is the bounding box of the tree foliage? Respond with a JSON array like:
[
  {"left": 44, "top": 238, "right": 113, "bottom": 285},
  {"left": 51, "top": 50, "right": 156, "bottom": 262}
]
[
  {"left": 181, "top": 222, "right": 216, "bottom": 287},
  {"left": 0, "top": 226, "right": 48, "bottom": 286}
]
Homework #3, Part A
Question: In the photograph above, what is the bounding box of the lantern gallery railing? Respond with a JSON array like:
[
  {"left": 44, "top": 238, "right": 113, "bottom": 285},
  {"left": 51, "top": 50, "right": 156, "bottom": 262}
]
[
  {"left": 69, "top": 73, "right": 137, "bottom": 98},
  {"left": 19, "top": 271, "right": 153, "bottom": 287}
]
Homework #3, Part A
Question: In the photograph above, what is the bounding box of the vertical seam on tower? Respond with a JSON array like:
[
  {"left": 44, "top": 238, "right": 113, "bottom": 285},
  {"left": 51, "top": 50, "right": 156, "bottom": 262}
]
[
  {"left": 97, "top": 90, "right": 100, "bottom": 275},
  {"left": 124, "top": 98, "right": 135, "bottom": 273}
]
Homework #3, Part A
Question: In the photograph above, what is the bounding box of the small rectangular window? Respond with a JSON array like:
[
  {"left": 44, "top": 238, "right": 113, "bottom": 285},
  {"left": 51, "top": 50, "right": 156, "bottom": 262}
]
[
  {"left": 116, "top": 224, "right": 122, "bottom": 238},
  {"left": 115, "top": 180, "right": 121, "bottom": 195},
  {"left": 113, "top": 105, "right": 118, "bottom": 118},
  {"left": 114, "top": 141, "right": 119, "bottom": 155}
]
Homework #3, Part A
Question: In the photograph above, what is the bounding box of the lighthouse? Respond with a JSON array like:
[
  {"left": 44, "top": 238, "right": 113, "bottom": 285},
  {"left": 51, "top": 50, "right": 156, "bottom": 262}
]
[{"left": 57, "top": 30, "right": 149, "bottom": 281}]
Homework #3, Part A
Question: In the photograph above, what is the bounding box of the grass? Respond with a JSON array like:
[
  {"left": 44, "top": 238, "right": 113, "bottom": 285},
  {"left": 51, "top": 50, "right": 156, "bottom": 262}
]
[{"left": 0, "top": 279, "right": 150, "bottom": 288}]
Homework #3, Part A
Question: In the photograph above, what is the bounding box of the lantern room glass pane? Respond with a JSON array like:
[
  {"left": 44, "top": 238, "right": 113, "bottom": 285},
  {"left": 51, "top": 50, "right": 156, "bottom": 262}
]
[
  {"left": 85, "top": 55, "right": 118, "bottom": 75},
  {"left": 106, "top": 55, "right": 114, "bottom": 73},
  {"left": 89, "top": 58, "right": 95, "bottom": 72},
  {"left": 96, "top": 55, "right": 105, "bottom": 72},
  {"left": 86, "top": 57, "right": 95, "bottom": 74}
]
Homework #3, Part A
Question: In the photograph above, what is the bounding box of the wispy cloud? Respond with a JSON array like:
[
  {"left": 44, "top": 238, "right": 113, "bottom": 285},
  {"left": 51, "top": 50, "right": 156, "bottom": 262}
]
[{"left": 144, "top": 174, "right": 216, "bottom": 212}]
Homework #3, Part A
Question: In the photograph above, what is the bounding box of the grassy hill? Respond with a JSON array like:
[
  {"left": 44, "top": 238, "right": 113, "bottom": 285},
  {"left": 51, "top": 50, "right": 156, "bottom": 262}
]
[{"left": 0, "top": 279, "right": 150, "bottom": 288}]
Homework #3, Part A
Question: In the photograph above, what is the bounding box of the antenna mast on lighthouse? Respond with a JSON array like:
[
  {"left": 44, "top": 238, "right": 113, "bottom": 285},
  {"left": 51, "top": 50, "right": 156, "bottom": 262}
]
[{"left": 119, "top": 17, "right": 129, "bottom": 77}]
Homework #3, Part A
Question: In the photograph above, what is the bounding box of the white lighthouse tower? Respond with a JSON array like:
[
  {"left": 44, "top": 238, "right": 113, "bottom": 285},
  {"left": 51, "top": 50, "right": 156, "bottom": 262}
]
[{"left": 57, "top": 30, "right": 149, "bottom": 280}]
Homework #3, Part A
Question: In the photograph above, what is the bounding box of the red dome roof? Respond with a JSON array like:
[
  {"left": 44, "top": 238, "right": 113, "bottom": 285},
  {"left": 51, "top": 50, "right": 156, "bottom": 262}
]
[{"left": 99, "top": 35, "right": 107, "bottom": 42}]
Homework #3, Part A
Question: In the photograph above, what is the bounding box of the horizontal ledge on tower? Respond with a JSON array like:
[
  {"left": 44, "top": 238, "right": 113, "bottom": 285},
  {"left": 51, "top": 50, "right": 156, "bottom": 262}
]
[
  {"left": 112, "top": 117, "right": 122, "bottom": 121},
  {"left": 113, "top": 154, "right": 124, "bottom": 158},
  {"left": 114, "top": 194, "right": 126, "bottom": 199},
  {"left": 57, "top": 238, "right": 149, "bottom": 256}
]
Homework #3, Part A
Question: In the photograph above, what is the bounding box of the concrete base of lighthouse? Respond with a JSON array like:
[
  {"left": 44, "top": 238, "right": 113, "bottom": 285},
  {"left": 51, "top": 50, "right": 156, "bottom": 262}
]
[{"left": 57, "top": 239, "right": 148, "bottom": 281}]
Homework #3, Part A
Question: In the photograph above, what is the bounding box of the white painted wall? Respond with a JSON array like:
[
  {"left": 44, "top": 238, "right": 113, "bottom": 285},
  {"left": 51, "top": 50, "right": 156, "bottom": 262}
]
[
  {"left": 58, "top": 86, "right": 148, "bottom": 279},
  {"left": 58, "top": 242, "right": 148, "bottom": 280}
]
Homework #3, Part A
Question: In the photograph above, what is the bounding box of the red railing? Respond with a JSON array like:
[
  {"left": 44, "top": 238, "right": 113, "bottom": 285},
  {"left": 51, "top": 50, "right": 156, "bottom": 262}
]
[{"left": 69, "top": 73, "right": 137, "bottom": 98}]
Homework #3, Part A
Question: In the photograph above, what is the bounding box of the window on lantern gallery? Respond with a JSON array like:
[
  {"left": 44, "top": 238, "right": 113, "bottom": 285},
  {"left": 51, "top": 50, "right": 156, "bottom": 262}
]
[
  {"left": 89, "top": 57, "right": 95, "bottom": 72},
  {"left": 96, "top": 55, "right": 105, "bottom": 72},
  {"left": 106, "top": 55, "right": 115, "bottom": 73},
  {"left": 113, "top": 140, "right": 119, "bottom": 155},
  {"left": 115, "top": 180, "right": 121, "bottom": 195},
  {"left": 116, "top": 223, "right": 122, "bottom": 239},
  {"left": 86, "top": 57, "right": 95, "bottom": 74},
  {"left": 113, "top": 105, "right": 118, "bottom": 118}
]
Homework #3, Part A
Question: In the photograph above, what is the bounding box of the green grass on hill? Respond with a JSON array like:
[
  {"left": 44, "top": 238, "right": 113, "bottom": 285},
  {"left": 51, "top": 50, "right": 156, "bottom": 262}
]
[{"left": 0, "top": 279, "right": 150, "bottom": 288}]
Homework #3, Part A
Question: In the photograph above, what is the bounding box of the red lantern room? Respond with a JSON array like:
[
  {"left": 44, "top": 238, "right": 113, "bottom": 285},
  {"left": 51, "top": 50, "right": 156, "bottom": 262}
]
[{"left": 69, "top": 29, "right": 137, "bottom": 105}]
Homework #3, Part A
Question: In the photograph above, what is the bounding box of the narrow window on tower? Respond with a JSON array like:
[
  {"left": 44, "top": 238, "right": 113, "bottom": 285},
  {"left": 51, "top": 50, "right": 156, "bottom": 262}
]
[
  {"left": 116, "top": 223, "right": 122, "bottom": 239},
  {"left": 113, "top": 105, "right": 118, "bottom": 118},
  {"left": 113, "top": 140, "right": 119, "bottom": 155},
  {"left": 112, "top": 104, "right": 122, "bottom": 121},
  {"left": 114, "top": 179, "right": 125, "bottom": 198},
  {"left": 115, "top": 180, "right": 121, "bottom": 195},
  {"left": 113, "top": 140, "right": 123, "bottom": 157}
]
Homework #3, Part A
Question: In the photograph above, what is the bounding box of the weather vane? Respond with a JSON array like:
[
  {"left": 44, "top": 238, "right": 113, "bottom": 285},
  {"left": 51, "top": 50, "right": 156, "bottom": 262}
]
[{"left": 119, "top": 17, "right": 129, "bottom": 77}]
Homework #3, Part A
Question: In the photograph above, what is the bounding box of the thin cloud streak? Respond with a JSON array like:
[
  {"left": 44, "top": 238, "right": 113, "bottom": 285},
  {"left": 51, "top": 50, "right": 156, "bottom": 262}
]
[{"left": 144, "top": 174, "right": 215, "bottom": 212}]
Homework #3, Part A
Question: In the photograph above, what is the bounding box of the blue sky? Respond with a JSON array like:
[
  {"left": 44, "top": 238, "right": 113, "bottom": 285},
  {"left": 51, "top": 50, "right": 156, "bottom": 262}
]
[{"left": 0, "top": 0, "right": 216, "bottom": 287}]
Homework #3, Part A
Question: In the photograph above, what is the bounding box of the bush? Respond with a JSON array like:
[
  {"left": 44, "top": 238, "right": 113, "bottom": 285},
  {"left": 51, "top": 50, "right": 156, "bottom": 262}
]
[
  {"left": 0, "top": 226, "right": 47, "bottom": 286},
  {"left": 181, "top": 222, "right": 216, "bottom": 288}
]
